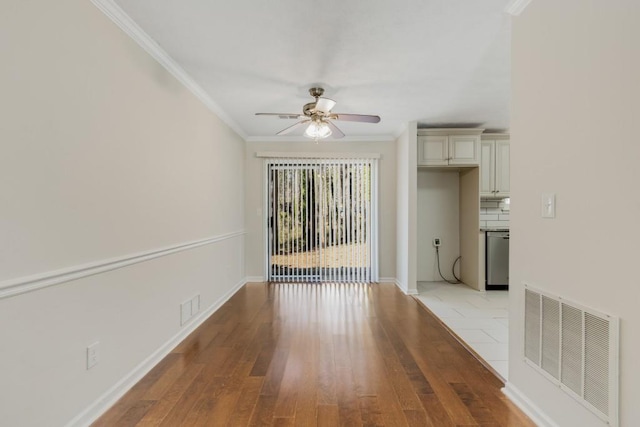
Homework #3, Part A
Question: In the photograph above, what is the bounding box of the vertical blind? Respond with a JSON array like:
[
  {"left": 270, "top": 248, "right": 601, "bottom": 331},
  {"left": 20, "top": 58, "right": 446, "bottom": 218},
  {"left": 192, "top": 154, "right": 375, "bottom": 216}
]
[{"left": 265, "top": 157, "right": 378, "bottom": 283}]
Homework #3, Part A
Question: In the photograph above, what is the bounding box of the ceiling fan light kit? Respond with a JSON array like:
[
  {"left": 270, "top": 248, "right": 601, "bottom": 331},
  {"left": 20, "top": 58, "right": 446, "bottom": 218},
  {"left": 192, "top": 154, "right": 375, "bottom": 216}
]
[
  {"left": 255, "top": 87, "right": 381, "bottom": 141},
  {"left": 304, "top": 120, "right": 332, "bottom": 141}
]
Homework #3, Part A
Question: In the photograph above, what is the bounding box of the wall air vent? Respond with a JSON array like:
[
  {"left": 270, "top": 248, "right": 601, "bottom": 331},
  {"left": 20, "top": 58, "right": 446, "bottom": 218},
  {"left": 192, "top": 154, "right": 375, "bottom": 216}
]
[{"left": 523, "top": 285, "right": 619, "bottom": 426}]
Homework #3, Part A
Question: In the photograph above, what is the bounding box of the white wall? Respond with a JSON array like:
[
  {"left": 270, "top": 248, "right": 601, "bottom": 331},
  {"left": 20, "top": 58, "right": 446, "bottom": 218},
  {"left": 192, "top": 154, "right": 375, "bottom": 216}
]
[
  {"left": 244, "top": 140, "right": 397, "bottom": 280},
  {"left": 417, "top": 170, "right": 460, "bottom": 282},
  {"left": 0, "top": 1, "right": 245, "bottom": 426},
  {"left": 395, "top": 122, "right": 418, "bottom": 294},
  {"left": 509, "top": 1, "right": 640, "bottom": 425},
  {"left": 459, "top": 168, "right": 481, "bottom": 290}
]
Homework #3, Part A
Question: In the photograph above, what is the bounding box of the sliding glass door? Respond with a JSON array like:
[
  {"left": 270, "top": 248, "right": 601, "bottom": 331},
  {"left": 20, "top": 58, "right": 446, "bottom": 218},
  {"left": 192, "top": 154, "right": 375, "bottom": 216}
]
[{"left": 265, "top": 158, "right": 378, "bottom": 283}]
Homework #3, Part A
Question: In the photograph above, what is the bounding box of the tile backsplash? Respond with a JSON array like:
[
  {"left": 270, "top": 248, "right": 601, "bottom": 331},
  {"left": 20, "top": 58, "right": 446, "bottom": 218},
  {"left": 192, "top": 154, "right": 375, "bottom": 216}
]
[{"left": 480, "top": 199, "right": 510, "bottom": 229}]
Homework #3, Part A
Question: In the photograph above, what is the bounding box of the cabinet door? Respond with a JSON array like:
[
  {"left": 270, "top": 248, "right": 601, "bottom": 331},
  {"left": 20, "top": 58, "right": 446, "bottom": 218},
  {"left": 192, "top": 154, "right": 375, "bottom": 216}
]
[
  {"left": 417, "top": 135, "right": 448, "bottom": 166},
  {"left": 494, "top": 140, "right": 510, "bottom": 197},
  {"left": 479, "top": 141, "right": 495, "bottom": 197},
  {"left": 448, "top": 135, "right": 479, "bottom": 166}
]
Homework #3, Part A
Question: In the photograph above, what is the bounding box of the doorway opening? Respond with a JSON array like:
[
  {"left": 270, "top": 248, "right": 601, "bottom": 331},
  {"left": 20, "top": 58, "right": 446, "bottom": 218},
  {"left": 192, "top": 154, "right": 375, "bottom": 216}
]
[{"left": 265, "top": 157, "right": 378, "bottom": 283}]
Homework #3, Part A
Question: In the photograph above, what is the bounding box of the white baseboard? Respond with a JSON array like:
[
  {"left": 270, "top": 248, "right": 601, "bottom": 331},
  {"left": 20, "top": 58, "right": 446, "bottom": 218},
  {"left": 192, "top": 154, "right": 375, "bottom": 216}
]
[
  {"left": 502, "top": 382, "right": 559, "bottom": 427},
  {"left": 379, "top": 277, "right": 418, "bottom": 295},
  {"left": 65, "top": 277, "right": 248, "bottom": 427},
  {"left": 245, "top": 276, "right": 265, "bottom": 283},
  {"left": 404, "top": 285, "right": 419, "bottom": 295}
]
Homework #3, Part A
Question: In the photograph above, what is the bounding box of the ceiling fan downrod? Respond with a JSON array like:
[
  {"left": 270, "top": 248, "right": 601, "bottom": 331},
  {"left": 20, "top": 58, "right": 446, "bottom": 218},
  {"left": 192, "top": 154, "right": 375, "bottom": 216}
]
[{"left": 309, "top": 87, "right": 325, "bottom": 99}]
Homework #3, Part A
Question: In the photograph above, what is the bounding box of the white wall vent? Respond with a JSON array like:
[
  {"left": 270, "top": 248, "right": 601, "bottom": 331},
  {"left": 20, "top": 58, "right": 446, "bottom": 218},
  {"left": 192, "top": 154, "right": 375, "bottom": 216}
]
[{"left": 523, "top": 285, "right": 619, "bottom": 426}]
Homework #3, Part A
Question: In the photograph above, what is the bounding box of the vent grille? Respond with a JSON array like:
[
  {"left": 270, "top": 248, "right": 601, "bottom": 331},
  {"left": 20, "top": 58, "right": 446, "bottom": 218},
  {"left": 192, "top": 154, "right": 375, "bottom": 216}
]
[
  {"left": 561, "top": 304, "right": 583, "bottom": 395},
  {"left": 523, "top": 285, "right": 619, "bottom": 426},
  {"left": 524, "top": 289, "right": 540, "bottom": 364},
  {"left": 541, "top": 296, "right": 560, "bottom": 379},
  {"left": 585, "top": 313, "right": 610, "bottom": 415}
]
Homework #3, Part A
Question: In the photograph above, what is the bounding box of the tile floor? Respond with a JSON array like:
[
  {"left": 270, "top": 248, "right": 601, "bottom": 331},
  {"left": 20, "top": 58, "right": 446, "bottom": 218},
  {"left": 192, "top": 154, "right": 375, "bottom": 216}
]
[{"left": 415, "top": 281, "right": 510, "bottom": 380}]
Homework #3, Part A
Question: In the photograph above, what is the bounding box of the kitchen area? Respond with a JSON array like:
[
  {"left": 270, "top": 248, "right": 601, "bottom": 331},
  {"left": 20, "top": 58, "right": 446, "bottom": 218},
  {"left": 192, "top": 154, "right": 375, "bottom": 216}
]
[
  {"left": 415, "top": 128, "right": 511, "bottom": 380},
  {"left": 480, "top": 133, "right": 510, "bottom": 290}
]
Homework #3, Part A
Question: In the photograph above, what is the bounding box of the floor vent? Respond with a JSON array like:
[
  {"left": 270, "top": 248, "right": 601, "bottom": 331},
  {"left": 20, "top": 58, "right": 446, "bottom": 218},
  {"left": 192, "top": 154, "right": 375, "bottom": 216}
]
[{"left": 523, "top": 285, "right": 619, "bottom": 426}]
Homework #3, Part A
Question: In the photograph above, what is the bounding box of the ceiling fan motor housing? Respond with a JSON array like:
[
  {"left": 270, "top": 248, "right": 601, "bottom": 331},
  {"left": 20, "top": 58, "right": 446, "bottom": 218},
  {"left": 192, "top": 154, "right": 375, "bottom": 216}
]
[
  {"left": 304, "top": 88, "right": 328, "bottom": 116},
  {"left": 309, "top": 87, "right": 324, "bottom": 98}
]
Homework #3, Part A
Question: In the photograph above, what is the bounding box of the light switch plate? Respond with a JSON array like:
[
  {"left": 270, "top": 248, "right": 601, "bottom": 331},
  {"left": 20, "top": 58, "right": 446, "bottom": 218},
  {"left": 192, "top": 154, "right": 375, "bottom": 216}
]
[{"left": 541, "top": 193, "right": 556, "bottom": 218}]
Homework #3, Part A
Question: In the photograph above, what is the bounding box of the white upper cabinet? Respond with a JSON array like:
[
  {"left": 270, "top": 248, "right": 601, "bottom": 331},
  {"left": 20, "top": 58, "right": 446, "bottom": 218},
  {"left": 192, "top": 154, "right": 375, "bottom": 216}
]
[
  {"left": 480, "top": 141, "right": 495, "bottom": 194},
  {"left": 449, "top": 135, "right": 480, "bottom": 165},
  {"left": 480, "top": 135, "right": 510, "bottom": 198},
  {"left": 417, "top": 135, "right": 448, "bottom": 165},
  {"left": 494, "top": 140, "right": 510, "bottom": 195},
  {"left": 417, "top": 129, "right": 483, "bottom": 167}
]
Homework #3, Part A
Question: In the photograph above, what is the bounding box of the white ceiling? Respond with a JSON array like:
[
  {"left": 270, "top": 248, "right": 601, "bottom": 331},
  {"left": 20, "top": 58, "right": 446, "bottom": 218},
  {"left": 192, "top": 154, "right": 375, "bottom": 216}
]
[{"left": 113, "top": 0, "right": 512, "bottom": 140}]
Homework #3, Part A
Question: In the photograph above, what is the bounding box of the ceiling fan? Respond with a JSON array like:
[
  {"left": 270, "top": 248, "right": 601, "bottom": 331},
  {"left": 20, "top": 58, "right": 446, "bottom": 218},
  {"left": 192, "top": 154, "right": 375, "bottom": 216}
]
[{"left": 255, "top": 87, "right": 381, "bottom": 141}]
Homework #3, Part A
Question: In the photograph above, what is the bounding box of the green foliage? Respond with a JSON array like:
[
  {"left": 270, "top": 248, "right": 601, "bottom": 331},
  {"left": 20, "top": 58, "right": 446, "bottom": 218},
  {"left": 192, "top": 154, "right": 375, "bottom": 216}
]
[{"left": 271, "top": 163, "right": 371, "bottom": 254}]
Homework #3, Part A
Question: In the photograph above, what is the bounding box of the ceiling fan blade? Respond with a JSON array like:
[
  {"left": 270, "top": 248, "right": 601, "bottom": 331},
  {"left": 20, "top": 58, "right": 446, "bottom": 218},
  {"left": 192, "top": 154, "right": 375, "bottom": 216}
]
[
  {"left": 330, "top": 113, "right": 381, "bottom": 123},
  {"left": 276, "top": 120, "right": 310, "bottom": 136},
  {"left": 314, "top": 97, "right": 336, "bottom": 114},
  {"left": 255, "top": 113, "right": 303, "bottom": 120},
  {"left": 326, "top": 121, "right": 345, "bottom": 139}
]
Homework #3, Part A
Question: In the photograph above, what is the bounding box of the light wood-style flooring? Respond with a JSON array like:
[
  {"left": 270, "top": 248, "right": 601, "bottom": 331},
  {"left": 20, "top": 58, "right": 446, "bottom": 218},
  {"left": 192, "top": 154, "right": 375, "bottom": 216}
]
[{"left": 94, "top": 283, "right": 534, "bottom": 426}]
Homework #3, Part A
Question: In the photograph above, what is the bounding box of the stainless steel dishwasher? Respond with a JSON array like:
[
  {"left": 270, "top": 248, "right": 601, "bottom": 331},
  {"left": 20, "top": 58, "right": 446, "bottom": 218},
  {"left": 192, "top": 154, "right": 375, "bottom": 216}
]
[{"left": 486, "top": 231, "right": 509, "bottom": 290}]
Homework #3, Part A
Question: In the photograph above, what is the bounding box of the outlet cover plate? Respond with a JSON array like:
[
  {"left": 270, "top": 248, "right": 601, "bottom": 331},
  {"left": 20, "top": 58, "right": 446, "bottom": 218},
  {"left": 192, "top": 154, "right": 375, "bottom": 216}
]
[
  {"left": 191, "top": 295, "right": 200, "bottom": 314},
  {"left": 87, "top": 342, "right": 100, "bottom": 369},
  {"left": 181, "top": 300, "right": 192, "bottom": 325}
]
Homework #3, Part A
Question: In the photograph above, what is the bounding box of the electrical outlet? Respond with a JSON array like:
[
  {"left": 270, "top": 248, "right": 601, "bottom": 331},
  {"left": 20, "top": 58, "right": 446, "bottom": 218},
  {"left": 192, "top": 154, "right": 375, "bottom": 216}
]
[
  {"left": 191, "top": 295, "right": 200, "bottom": 315},
  {"left": 433, "top": 238, "right": 441, "bottom": 247},
  {"left": 181, "top": 300, "right": 192, "bottom": 326},
  {"left": 87, "top": 342, "right": 100, "bottom": 369}
]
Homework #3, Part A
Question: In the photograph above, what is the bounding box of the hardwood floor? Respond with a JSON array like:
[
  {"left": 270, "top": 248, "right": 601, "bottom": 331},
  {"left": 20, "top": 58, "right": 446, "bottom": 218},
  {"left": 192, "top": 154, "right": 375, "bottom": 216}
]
[{"left": 93, "top": 283, "right": 534, "bottom": 426}]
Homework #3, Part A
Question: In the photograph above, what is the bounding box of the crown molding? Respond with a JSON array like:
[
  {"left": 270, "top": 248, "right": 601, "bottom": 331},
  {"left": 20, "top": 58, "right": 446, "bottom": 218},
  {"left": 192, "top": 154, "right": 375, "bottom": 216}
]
[
  {"left": 245, "top": 135, "right": 395, "bottom": 143},
  {"left": 417, "top": 128, "right": 485, "bottom": 136},
  {"left": 505, "top": 0, "right": 533, "bottom": 16},
  {"left": 255, "top": 152, "right": 381, "bottom": 159},
  {"left": 393, "top": 123, "right": 408, "bottom": 139},
  {"left": 393, "top": 121, "right": 419, "bottom": 140},
  {"left": 89, "top": 0, "right": 247, "bottom": 140}
]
